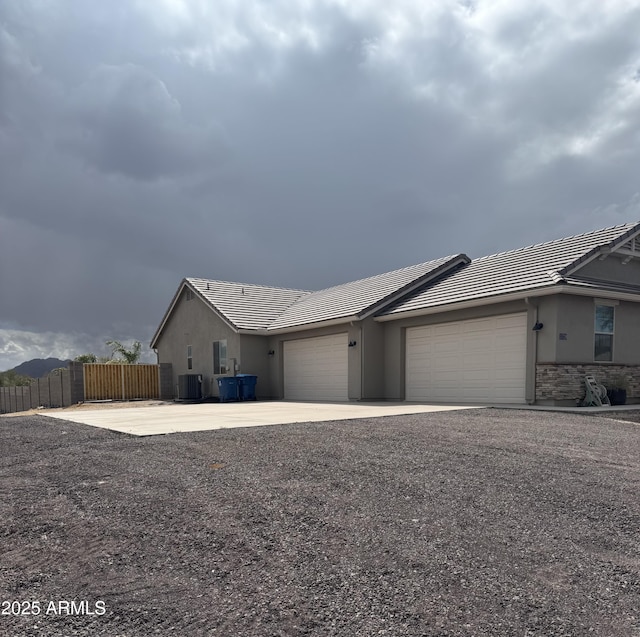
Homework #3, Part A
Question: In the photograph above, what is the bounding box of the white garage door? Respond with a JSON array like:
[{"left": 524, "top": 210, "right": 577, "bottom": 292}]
[
  {"left": 283, "top": 333, "right": 349, "bottom": 401},
  {"left": 406, "top": 313, "right": 527, "bottom": 404}
]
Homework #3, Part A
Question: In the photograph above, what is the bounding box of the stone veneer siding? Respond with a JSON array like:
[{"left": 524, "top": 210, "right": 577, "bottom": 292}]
[{"left": 536, "top": 364, "right": 640, "bottom": 404}]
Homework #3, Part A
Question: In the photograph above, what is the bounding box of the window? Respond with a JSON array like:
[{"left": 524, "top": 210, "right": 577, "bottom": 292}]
[
  {"left": 594, "top": 304, "right": 614, "bottom": 361},
  {"left": 213, "top": 340, "right": 228, "bottom": 375},
  {"left": 186, "top": 289, "right": 194, "bottom": 301},
  {"left": 187, "top": 345, "right": 193, "bottom": 370}
]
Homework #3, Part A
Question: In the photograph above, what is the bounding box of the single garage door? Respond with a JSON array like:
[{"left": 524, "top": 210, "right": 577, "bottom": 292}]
[
  {"left": 406, "top": 313, "right": 527, "bottom": 403},
  {"left": 284, "top": 333, "right": 348, "bottom": 401}
]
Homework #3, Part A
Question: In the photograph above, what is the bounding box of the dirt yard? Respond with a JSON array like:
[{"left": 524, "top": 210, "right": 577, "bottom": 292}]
[
  {"left": 1, "top": 409, "right": 639, "bottom": 636},
  {"left": 0, "top": 399, "right": 172, "bottom": 418}
]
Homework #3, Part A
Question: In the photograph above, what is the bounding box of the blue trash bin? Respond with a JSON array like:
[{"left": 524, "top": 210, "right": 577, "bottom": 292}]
[
  {"left": 217, "top": 377, "right": 239, "bottom": 402},
  {"left": 236, "top": 374, "right": 258, "bottom": 401}
]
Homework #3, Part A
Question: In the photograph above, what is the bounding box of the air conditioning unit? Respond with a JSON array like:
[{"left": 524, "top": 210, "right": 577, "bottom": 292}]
[{"left": 177, "top": 374, "right": 202, "bottom": 400}]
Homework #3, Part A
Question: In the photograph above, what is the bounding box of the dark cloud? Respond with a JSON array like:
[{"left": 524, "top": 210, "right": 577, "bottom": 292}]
[
  {"left": 1, "top": 0, "right": 640, "bottom": 368},
  {"left": 58, "top": 64, "right": 229, "bottom": 180}
]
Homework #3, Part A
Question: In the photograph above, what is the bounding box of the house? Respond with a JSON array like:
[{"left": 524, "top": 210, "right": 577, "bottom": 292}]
[{"left": 150, "top": 222, "right": 640, "bottom": 405}]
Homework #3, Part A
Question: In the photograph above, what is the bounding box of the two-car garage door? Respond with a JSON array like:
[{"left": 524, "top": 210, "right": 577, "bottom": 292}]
[
  {"left": 284, "top": 334, "right": 348, "bottom": 401},
  {"left": 406, "top": 313, "right": 527, "bottom": 404}
]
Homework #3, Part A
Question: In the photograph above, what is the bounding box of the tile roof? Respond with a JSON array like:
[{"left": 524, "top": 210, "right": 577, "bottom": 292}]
[
  {"left": 187, "top": 279, "right": 309, "bottom": 331},
  {"left": 153, "top": 221, "right": 640, "bottom": 346},
  {"left": 382, "top": 222, "right": 640, "bottom": 316},
  {"left": 267, "top": 255, "right": 468, "bottom": 330}
]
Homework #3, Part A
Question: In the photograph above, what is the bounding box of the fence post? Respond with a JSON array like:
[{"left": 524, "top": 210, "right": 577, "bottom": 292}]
[{"left": 68, "top": 362, "right": 84, "bottom": 404}]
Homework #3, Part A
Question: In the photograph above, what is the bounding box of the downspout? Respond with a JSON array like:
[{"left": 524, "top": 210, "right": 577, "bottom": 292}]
[
  {"left": 360, "top": 323, "right": 364, "bottom": 402},
  {"left": 525, "top": 297, "right": 539, "bottom": 404},
  {"left": 350, "top": 321, "right": 363, "bottom": 402}
]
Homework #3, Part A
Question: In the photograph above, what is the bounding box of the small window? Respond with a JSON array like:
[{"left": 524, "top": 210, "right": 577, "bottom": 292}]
[
  {"left": 186, "top": 289, "right": 194, "bottom": 301},
  {"left": 213, "top": 340, "right": 228, "bottom": 375},
  {"left": 187, "top": 345, "right": 193, "bottom": 370},
  {"left": 594, "top": 305, "right": 614, "bottom": 362}
]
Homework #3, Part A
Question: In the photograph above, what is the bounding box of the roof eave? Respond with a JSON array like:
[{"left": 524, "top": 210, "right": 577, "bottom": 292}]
[
  {"left": 374, "top": 282, "right": 640, "bottom": 322},
  {"left": 237, "top": 328, "right": 270, "bottom": 336},
  {"left": 266, "top": 315, "right": 360, "bottom": 335},
  {"left": 150, "top": 279, "right": 189, "bottom": 349},
  {"left": 560, "top": 223, "right": 640, "bottom": 277}
]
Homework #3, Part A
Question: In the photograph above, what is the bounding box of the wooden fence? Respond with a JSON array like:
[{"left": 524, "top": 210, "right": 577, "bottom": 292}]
[{"left": 83, "top": 364, "right": 161, "bottom": 401}]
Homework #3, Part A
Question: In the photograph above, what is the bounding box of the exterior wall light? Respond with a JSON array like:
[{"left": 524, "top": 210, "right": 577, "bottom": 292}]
[
  {"left": 532, "top": 322, "right": 544, "bottom": 331},
  {"left": 348, "top": 340, "right": 357, "bottom": 347},
  {"left": 267, "top": 350, "right": 275, "bottom": 357}
]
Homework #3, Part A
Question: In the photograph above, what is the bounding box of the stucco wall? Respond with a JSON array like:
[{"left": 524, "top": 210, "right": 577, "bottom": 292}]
[
  {"left": 535, "top": 295, "right": 640, "bottom": 365},
  {"left": 361, "top": 318, "right": 385, "bottom": 400},
  {"left": 155, "top": 288, "right": 239, "bottom": 398},
  {"left": 238, "top": 334, "right": 272, "bottom": 400},
  {"left": 579, "top": 254, "right": 640, "bottom": 285}
]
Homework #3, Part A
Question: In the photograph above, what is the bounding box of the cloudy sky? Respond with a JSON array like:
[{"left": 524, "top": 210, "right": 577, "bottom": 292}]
[{"left": 1, "top": 0, "right": 640, "bottom": 370}]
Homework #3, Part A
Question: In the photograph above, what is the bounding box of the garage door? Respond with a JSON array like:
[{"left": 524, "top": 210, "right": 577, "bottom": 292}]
[
  {"left": 284, "top": 334, "right": 348, "bottom": 401},
  {"left": 406, "top": 313, "right": 527, "bottom": 403}
]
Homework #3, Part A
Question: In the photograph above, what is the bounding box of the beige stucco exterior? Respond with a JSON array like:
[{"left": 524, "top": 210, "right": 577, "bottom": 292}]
[
  {"left": 153, "top": 248, "right": 640, "bottom": 405},
  {"left": 154, "top": 288, "right": 239, "bottom": 399},
  {"left": 534, "top": 294, "right": 640, "bottom": 365}
]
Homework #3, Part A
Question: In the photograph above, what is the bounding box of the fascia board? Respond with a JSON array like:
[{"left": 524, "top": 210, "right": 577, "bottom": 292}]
[
  {"left": 553, "top": 285, "right": 640, "bottom": 302},
  {"left": 561, "top": 226, "right": 640, "bottom": 277},
  {"left": 374, "top": 284, "right": 640, "bottom": 323},
  {"left": 265, "top": 315, "right": 360, "bottom": 335},
  {"left": 150, "top": 279, "right": 189, "bottom": 349}
]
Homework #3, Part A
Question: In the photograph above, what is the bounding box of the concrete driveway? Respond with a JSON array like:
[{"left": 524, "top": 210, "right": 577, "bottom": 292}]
[{"left": 43, "top": 401, "right": 482, "bottom": 436}]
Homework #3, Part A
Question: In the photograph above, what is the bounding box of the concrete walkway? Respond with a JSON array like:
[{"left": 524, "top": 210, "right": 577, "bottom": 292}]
[{"left": 43, "top": 401, "right": 484, "bottom": 436}]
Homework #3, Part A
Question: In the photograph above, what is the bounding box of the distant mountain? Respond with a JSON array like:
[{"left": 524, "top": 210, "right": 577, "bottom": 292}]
[{"left": 10, "top": 358, "right": 72, "bottom": 378}]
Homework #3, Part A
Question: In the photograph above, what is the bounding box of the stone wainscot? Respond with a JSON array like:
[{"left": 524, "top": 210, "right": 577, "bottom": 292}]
[{"left": 536, "top": 364, "right": 640, "bottom": 405}]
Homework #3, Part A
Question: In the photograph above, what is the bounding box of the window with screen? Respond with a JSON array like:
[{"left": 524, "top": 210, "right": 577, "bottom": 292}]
[
  {"left": 594, "top": 304, "right": 614, "bottom": 362},
  {"left": 213, "top": 340, "right": 228, "bottom": 374}
]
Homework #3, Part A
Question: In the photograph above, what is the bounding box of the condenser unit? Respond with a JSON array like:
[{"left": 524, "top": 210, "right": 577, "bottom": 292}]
[{"left": 177, "top": 374, "right": 203, "bottom": 400}]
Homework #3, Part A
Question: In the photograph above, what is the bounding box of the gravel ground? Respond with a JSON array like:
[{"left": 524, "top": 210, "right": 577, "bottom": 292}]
[
  {"left": 1, "top": 409, "right": 639, "bottom": 637},
  {"left": 593, "top": 409, "right": 640, "bottom": 425}
]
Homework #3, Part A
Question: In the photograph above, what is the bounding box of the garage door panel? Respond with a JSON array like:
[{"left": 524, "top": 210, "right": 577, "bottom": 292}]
[
  {"left": 284, "top": 334, "right": 348, "bottom": 401},
  {"left": 406, "top": 313, "right": 526, "bottom": 403}
]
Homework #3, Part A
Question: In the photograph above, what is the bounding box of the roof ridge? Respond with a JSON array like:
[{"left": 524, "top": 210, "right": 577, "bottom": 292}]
[
  {"left": 304, "top": 255, "right": 464, "bottom": 296},
  {"left": 187, "top": 277, "right": 311, "bottom": 293},
  {"left": 472, "top": 222, "right": 638, "bottom": 262}
]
